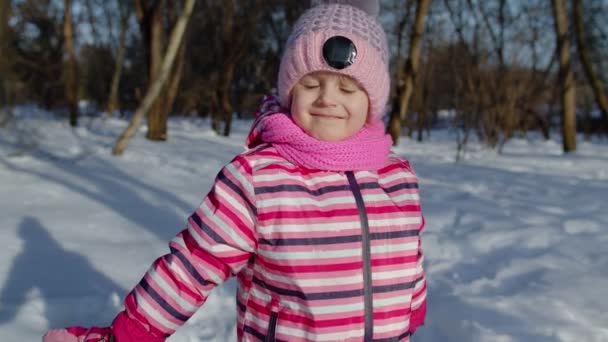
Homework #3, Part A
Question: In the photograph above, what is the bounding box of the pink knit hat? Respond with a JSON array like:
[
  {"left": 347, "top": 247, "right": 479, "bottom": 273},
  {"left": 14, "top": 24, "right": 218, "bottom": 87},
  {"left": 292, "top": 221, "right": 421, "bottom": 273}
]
[{"left": 277, "top": 0, "right": 390, "bottom": 121}]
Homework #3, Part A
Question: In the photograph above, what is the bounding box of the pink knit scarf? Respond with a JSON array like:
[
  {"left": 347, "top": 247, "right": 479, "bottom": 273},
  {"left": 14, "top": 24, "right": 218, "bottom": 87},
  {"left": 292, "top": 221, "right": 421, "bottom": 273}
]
[{"left": 246, "top": 96, "right": 393, "bottom": 171}]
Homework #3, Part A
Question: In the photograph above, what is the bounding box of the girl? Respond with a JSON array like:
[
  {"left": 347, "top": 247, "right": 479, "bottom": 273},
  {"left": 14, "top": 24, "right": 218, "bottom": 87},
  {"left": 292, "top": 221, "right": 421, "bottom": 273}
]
[{"left": 44, "top": 1, "right": 427, "bottom": 341}]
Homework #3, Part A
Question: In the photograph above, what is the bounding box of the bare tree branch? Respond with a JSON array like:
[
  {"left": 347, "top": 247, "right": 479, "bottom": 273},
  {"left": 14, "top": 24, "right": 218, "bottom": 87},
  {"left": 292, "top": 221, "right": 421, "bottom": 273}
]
[{"left": 113, "top": 0, "right": 196, "bottom": 155}]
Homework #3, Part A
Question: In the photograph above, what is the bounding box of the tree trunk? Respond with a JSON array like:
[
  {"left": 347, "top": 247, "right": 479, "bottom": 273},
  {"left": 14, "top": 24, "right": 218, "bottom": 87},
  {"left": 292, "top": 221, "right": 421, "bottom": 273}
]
[
  {"left": 113, "top": 0, "right": 195, "bottom": 155},
  {"left": 164, "top": 41, "right": 186, "bottom": 117},
  {"left": 145, "top": 0, "right": 168, "bottom": 141},
  {"left": 0, "top": 0, "right": 11, "bottom": 108},
  {"left": 388, "top": 0, "right": 431, "bottom": 145},
  {"left": 63, "top": 0, "right": 79, "bottom": 127},
  {"left": 552, "top": 0, "right": 577, "bottom": 152},
  {"left": 214, "top": 0, "right": 263, "bottom": 137},
  {"left": 220, "top": 63, "right": 235, "bottom": 137},
  {"left": 387, "top": 1, "right": 411, "bottom": 140},
  {"left": 106, "top": 4, "right": 130, "bottom": 116},
  {"left": 573, "top": 0, "right": 608, "bottom": 123}
]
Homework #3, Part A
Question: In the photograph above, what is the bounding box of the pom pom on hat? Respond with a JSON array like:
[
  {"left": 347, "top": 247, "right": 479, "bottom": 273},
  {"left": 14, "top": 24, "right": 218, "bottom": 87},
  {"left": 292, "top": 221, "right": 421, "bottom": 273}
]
[
  {"left": 277, "top": 0, "right": 390, "bottom": 121},
  {"left": 310, "top": 0, "right": 380, "bottom": 17}
]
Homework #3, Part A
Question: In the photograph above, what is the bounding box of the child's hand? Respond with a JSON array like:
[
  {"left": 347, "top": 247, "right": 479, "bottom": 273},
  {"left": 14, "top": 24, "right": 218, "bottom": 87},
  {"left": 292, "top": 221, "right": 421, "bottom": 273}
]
[{"left": 43, "top": 326, "right": 114, "bottom": 342}]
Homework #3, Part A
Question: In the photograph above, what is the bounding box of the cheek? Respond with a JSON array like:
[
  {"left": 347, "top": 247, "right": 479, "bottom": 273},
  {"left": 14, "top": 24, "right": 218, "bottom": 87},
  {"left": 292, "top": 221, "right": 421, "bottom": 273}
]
[
  {"left": 290, "top": 99, "right": 308, "bottom": 127},
  {"left": 351, "top": 98, "right": 370, "bottom": 124}
]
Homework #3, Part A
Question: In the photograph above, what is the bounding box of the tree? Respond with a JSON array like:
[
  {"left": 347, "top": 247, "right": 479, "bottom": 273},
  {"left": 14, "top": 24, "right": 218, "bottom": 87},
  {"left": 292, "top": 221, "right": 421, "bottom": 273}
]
[
  {"left": 387, "top": 0, "right": 432, "bottom": 145},
  {"left": 202, "top": 0, "right": 265, "bottom": 136},
  {"left": 63, "top": 0, "right": 79, "bottom": 126},
  {"left": 106, "top": 0, "right": 132, "bottom": 115},
  {"left": 133, "top": 0, "right": 187, "bottom": 141},
  {"left": 112, "top": 0, "right": 195, "bottom": 155},
  {"left": 0, "top": 0, "right": 12, "bottom": 111},
  {"left": 552, "top": 0, "right": 577, "bottom": 152},
  {"left": 12, "top": 1, "right": 65, "bottom": 109},
  {"left": 573, "top": 0, "right": 608, "bottom": 125}
]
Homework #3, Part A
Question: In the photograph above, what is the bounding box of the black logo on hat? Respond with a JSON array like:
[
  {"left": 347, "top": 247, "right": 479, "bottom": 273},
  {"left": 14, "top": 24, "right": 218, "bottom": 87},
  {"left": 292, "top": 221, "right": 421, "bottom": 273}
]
[{"left": 322, "top": 36, "right": 357, "bottom": 69}]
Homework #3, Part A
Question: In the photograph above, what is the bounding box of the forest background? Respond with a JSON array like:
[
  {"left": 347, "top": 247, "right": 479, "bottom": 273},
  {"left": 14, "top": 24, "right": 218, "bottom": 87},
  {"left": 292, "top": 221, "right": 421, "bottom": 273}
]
[{"left": 1, "top": 0, "right": 607, "bottom": 156}]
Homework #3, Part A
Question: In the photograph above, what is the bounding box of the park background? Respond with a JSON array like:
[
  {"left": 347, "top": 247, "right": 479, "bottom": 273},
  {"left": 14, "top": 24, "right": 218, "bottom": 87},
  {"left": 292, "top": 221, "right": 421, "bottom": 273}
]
[{"left": 0, "top": 0, "right": 607, "bottom": 341}]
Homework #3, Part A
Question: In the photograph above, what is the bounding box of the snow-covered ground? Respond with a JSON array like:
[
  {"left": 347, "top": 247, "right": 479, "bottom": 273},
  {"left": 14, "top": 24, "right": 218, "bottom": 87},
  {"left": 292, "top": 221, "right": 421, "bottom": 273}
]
[{"left": 0, "top": 107, "right": 607, "bottom": 342}]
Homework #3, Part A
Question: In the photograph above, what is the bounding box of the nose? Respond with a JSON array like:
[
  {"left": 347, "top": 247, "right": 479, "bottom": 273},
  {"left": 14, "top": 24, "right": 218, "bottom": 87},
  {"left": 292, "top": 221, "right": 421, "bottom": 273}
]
[{"left": 315, "top": 87, "right": 337, "bottom": 107}]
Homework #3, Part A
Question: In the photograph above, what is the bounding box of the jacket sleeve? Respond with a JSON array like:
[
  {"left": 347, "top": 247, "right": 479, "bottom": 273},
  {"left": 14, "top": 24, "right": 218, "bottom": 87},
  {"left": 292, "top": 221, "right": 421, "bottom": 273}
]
[
  {"left": 112, "top": 156, "right": 258, "bottom": 341},
  {"left": 409, "top": 215, "right": 427, "bottom": 333}
]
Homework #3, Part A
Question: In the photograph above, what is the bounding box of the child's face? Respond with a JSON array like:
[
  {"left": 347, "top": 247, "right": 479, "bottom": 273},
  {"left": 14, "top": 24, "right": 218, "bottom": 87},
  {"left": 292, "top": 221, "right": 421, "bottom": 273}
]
[{"left": 290, "top": 72, "right": 369, "bottom": 142}]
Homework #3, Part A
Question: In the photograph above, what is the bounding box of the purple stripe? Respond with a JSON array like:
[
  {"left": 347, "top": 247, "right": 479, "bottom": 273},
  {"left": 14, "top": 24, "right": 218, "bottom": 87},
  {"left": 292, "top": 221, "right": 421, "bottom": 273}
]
[
  {"left": 217, "top": 170, "right": 257, "bottom": 216},
  {"left": 253, "top": 276, "right": 364, "bottom": 300},
  {"left": 140, "top": 278, "right": 190, "bottom": 322},
  {"left": 259, "top": 229, "right": 418, "bottom": 246},
  {"left": 169, "top": 246, "right": 211, "bottom": 287},
  {"left": 189, "top": 212, "right": 227, "bottom": 244},
  {"left": 252, "top": 274, "right": 419, "bottom": 302},
  {"left": 385, "top": 182, "right": 419, "bottom": 192},
  {"left": 256, "top": 182, "right": 380, "bottom": 196}
]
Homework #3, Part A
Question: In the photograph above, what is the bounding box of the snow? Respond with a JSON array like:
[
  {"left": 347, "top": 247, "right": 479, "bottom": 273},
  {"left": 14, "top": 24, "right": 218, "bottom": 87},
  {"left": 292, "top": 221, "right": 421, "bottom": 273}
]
[{"left": 1, "top": 106, "right": 607, "bottom": 342}]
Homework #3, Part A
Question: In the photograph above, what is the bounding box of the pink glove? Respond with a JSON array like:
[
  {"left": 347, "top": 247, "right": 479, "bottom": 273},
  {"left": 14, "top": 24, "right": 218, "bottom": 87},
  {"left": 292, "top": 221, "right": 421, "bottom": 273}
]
[
  {"left": 42, "top": 326, "right": 114, "bottom": 342},
  {"left": 43, "top": 311, "right": 165, "bottom": 342}
]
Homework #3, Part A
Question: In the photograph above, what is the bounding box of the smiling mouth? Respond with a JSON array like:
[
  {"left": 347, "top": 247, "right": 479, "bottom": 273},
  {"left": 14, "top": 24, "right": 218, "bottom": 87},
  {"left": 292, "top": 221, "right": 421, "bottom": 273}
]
[{"left": 311, "top": 113, "right": 344, "bottom": 119}]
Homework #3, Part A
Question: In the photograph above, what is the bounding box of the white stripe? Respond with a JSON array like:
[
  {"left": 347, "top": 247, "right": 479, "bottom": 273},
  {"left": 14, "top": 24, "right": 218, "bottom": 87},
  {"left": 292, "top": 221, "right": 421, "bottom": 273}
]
[
  {"left": 170, "top": 261, "right": 194, "bottom": 289},
  {"left": 372, "top": 268, "right": 417, "bottom": 280},
  {"left": 354, "top": 170, "right": 377, "bottom": 178},
  {"left": 378, "top": 171, "right": 414, "bottom": 185},
  {"left": 371, "top": 241, "right": 418, "bottom": 254},
  {"left": 257, "top": 246, "right": 362, "bottom": 260},
  {"left": 148, "top": 268, "right": 199, "bottom": 312},
  {"left": 258, "top": 195, "right": 356, "bottom": 208},
  {"left": 374, "top": 294, "right": 414, "bottom": 308},
  {"left": 262, "top": 270, "right": 363, "bottom": 287},
  {"left": 262, "top": 268, "right": 417, "bottom": 288},
  {"left": 258, "top": 240, "right": 415, "bottom": 261},
  {"left": 254, "top": 172, "right": 345, "bottom": 186},
  {"left": 374, "top": 321, "right": 409, "bottom": 334},
  {"left": 363, "top": 192, "right": 419, "bottom": 202},
  {"left": 135, "top": 289, "right": 179, "bottom": 331},
  {"left": 258, "top": 220, "right": 361, "bottom": 233},
  {"left": 369, "top": 217, "right": 422, "bottom": 227},
  {"left": 250, "top": 157, "right": 288, "bottom": 168},
  {"left": 383, "top": 192, "right": 420, "bottom": 202}
]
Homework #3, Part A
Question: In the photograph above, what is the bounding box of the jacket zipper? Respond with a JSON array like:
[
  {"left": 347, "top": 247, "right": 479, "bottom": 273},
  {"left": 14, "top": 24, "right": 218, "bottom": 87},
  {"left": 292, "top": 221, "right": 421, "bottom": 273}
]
[
  {"left": 346, "top": 171, "right": 374, "bottom": 341},
  {"left": 265, "top": 311, "right": 278, "bottom": 342}
]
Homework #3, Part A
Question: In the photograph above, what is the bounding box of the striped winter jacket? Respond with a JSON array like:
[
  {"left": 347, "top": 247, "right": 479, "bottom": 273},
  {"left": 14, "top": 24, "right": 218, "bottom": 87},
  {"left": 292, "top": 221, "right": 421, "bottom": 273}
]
[{"left": 118, "top": 145, "right": 427, "bottom": 342}]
